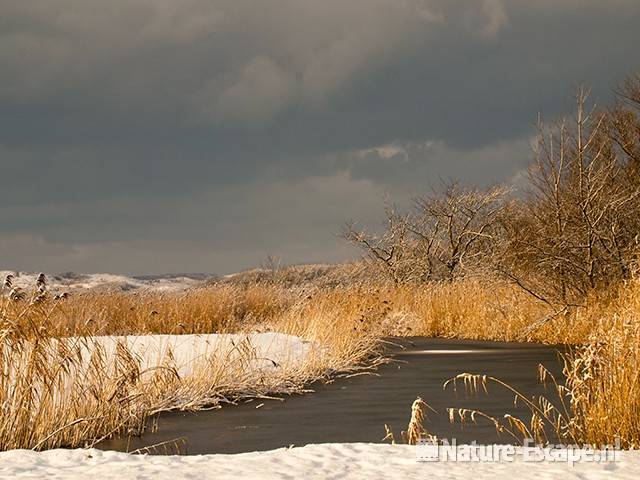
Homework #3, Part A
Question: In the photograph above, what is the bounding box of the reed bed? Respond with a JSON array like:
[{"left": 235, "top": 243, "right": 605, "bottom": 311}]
[
  {"left": 0, "top": 283, "right": 290, "bottom": 338},
  {"left": 1, "top": 273, "right": 638, "bottom": 450},
  {"left": 430, "top": 280, "right": 640, "bottom": 448},
  {"left": 563, "top": 308, "right": 640, "bottom": 447},
  {"left": 0, "top": 278, "right": 386, "bottom": 451},
  {"left": 0, "top": 276, "right": 595, "bottom": 344}
]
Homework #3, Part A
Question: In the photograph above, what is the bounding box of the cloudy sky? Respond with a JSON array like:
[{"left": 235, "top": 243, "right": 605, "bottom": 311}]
[{"left": 1, "top": 0, "right": 639, "bottom": 274}]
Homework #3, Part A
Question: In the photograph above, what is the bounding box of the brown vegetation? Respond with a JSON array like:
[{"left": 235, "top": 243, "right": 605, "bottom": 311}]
[
  {"left": 346, "top": 74, "right": 640, "bottom": 449},
  {"left": 0, "top": 277, "right": 385, "bottom": 450},
  {"left": 347, "top": 78, "right": 640, "bottom": 314},
  {"left": 1, "top": 75, "right": 639, "bottom": 452}
]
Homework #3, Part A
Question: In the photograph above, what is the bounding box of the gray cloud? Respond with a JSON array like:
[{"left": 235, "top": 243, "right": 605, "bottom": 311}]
[{"left": 0, "top": 0, "right": 639, "bottom": 273}]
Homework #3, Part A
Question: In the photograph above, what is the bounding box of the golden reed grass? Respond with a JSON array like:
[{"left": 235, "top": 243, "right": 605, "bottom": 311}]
[
  {"left": 418, "top": 279, "right": 640, "bottom": 449},
  {"left": 0, "top": 278, "right": 385, "bottom": 450},
  {"left": 0, "top": 276, "right": 593, "bottom": 344},
  {"left": 1, "top": 274, "right": 638, "bottom": 449},
  {"left": 5, "top": 283, "right": 290, "bottom": 337}
]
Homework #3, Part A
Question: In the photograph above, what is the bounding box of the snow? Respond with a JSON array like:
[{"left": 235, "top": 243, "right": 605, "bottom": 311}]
[
  {"left": 0, "top": 443, "right": 638, "bottom": 479},
  {"left": 0, "top": 271, "right": 207, "bottom": 293},
  {"left": 77, "top": 333, "right": 313, "bottom": 377},
  {"left": 2, "top": 272, "right": 636, "bottom": 478},
  {"left": 5, "top": 333, "right": 315, "bottom": 413}
]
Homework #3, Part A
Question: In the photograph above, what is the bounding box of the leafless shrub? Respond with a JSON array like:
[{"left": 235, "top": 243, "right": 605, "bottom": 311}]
[
  {"left": 499, "top": 87, "right": 640, "bottom": 307},
  {"left": 412, "top": 183, "right": 509, "bottom": 279},
  {"left": 347, "top": 75, "right": 640, "bottom": 311},
  {"left": 344, "top": 204, "right": 429, "bottom": 283},
  {"left": 345, "top": 183, "right": 509, "bottom": 283}
]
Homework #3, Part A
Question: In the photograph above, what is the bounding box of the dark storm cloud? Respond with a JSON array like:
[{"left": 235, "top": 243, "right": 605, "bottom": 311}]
[{"left": 1, "top": 0, "right": 639, "bottom": 273}]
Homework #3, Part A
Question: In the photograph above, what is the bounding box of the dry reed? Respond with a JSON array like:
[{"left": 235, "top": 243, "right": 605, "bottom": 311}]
[
  {"left": 440, "top": 280, "right": 640, "bottom": 448},
  {"left": 0, "top": 276, "right": 385, "bottom": 450},
  {"left": 2, "top": 271, "right": 639, "bottom": 450}
]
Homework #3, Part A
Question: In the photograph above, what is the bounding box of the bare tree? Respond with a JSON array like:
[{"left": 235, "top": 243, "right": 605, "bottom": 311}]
[
  {"left": 345, "top": 183, "right": 509, "bottom": 283},
  {"left": 346, "top": 75, "right": 640, "bottom": 308},
  {"left": 344, "top": 203, "right": 434, "bottom": 283},
  {"left": 411, "top": 182, "right": 509, "bottom": 279},
  {"left": 501, "top": 87, "right": 640, "bottom": 306}
]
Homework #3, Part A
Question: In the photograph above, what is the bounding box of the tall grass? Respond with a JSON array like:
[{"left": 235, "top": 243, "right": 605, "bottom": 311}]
[
  {"left": 0, "top": 276, "right": 593, "bottom": 344},
  {"left": 564, "top": 289, "right": 640, "bottom": 447},
  {"left": 372, "top": 280, "right": 571, "bottom": 343},
  {"left": 269, "top": 279, "right": 594, "bottom": 345},
  {"left": 0, "top": 312, "right": 151, "bottom": 450},
  {"left": 439, "top": 280, "right": 640, "bottom": 448},
  {"left": 0, "top": 278, "right": 386, "bottom": 450},
  {"left": 1, "top": 273, "right": 638, "bottom": 450},
  {"left": 1, "top": 283, "right": 290, "bottom": 337}
]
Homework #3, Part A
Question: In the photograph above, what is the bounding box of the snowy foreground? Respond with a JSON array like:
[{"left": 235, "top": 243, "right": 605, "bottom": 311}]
[{"left": 1, "top": 444, "right": 639, "bottom": 479}]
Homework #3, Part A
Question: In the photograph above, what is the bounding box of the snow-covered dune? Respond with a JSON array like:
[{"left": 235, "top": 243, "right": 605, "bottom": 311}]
[
  {"left": 1, "top": 443, "right": 638, "bottom": 479},
  {"left": 0, "top": 271, "right": 210, "bottom": 293}
]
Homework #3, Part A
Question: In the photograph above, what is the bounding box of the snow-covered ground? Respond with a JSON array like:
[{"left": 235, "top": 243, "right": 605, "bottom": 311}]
[
  {"left": 2, "top": 273, "right": 635, "bottom": 479},
  {"left": 1, "top": 443, "right": 638, "bottom": 479},
  {"left": 74, "top": 332, "right": 313, "bottom": 377},
  {"left": 6, "top": 333, "right": 316, "bottom": 415},
  {"left": 0, "top": 271, "right": 210, "bottom": 293}
]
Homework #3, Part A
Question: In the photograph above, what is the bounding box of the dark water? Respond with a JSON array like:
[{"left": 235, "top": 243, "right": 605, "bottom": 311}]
[{"left": 98, "top": 337, "right": 566, "bottom": 454}]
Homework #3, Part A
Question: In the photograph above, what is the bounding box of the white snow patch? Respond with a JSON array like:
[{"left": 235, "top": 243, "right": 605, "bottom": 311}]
[
  {"left": 0, "top": 443, "right": 638, "bottom": 479},
  {"left": 0, "top": 271, "right": 206, "bottom": 293},
  {"left": 6, "top": 333, "right": 315, "bottom": 412},
  {"left": 79, "top": 333, "right": 313, "bottom": 377}
]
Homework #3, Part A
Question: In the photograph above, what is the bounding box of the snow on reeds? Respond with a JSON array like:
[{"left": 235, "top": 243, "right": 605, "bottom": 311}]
[
  {"left": 439, "top": 281, "right": 640, "bottom": 448},
  {"left": 1, "top": 272, "right": 639, "bottom": 450},
  {"left": 0, "top": 276, "right": 384, "bottom": 450}
]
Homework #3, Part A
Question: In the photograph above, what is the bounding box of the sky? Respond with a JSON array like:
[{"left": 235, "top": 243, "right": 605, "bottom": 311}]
[{"left": 1, "top": 0, "right": 639, "bottom": 275}]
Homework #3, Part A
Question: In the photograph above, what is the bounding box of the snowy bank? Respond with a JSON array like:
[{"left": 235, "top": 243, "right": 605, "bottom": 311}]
[
  {"left": 4, "top": 333, "right": 316, "bottom": 416},
  {"left": 1, "top": 444, "right": 638, "bottom": 479},
  {"left": 75, "top": 333, "right": 314, "bottom": 377}
]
